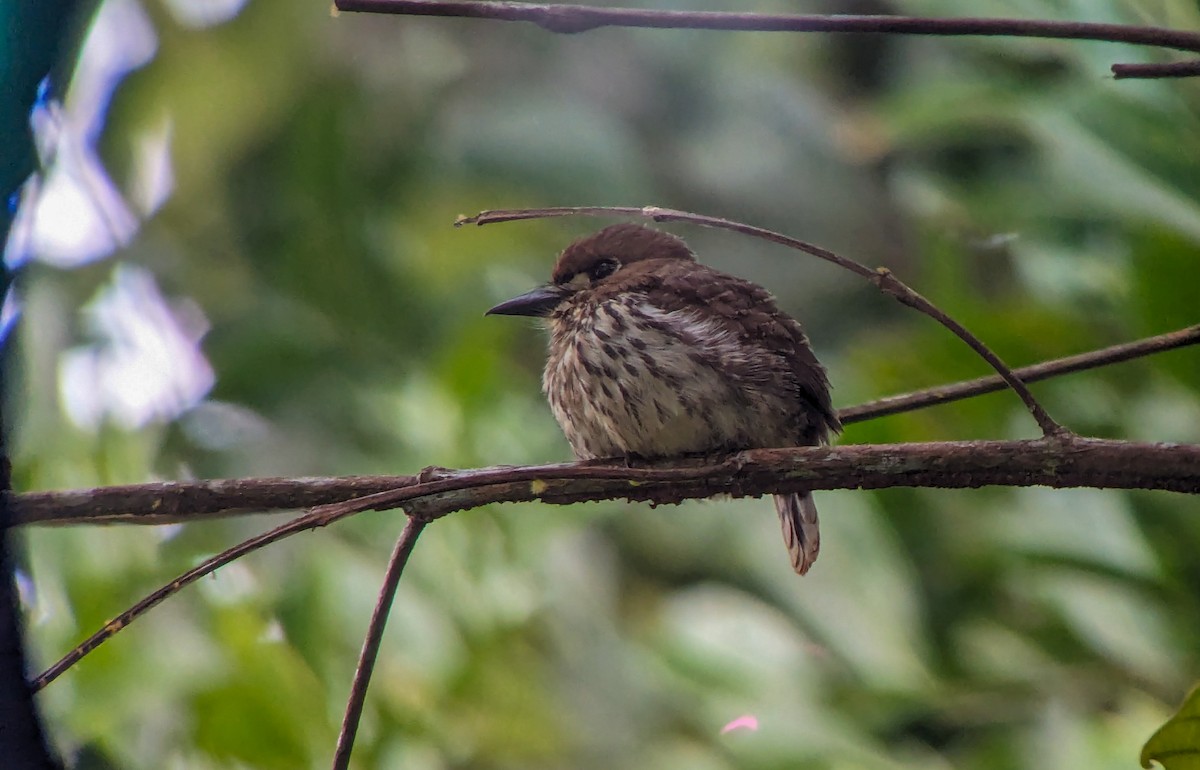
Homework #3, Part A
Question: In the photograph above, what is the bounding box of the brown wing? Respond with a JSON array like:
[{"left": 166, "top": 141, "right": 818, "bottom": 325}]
[{"left": 624, "top": 259, "right": 840, "bottom": 445}]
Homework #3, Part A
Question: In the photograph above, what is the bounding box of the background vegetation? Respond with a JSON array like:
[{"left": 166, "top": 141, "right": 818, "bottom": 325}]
[{"left": 10, "top": 0, "right": 1200, "bottom": 767}]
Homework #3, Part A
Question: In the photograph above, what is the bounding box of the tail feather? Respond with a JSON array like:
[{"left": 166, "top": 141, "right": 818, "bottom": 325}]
[{"left": 774, "top": 492, "right": 820, "bottom": 575}]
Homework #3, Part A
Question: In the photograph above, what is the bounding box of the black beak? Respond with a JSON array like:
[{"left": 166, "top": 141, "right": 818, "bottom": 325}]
[{"left": 486, "top": 285, "right": 567, "bottom": 317}]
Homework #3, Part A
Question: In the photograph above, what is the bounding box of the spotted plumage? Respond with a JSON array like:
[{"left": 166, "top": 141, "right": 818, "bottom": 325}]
[{"left": 488, "top": 223, "right": 839, "bottom": 575}]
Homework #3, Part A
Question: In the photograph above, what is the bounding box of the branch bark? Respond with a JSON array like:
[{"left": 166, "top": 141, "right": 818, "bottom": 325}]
[
  {"left": 332, "top": 517, "right": 427, "bottom": 770},
  {"left": 12, "top": 439, "right": 1200, "bottom": 530},
  {"left": 840, "top": 324, "right": 1200, "bottom": 424},
  {"left": 321, "top": 440, "right": 1200, "bottom": 521},
  {"left": 334, "top": 1, "right": 1200, "bottom": 78}
]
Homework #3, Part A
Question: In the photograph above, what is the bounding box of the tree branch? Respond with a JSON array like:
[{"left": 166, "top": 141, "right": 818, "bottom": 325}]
[
  {"left": 840, "top": 324, "right": 1200, "bottom": 424},
  {"left": 332, "top": 516, "right": 427, "bottom": 770},
  {"left": 9, "top": 474, "right": 421, "bottom": 526},
  {"left": 334, "top": 1, "right": 1200, "bottom": 77},
  {"left": 12, "top": 438, "right": 1197, "bottom": 526}
]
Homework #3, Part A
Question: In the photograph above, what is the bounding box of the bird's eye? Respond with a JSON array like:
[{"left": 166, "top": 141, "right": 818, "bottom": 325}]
[{"left": 588, "top": 258, "right": 619, "bottom": 281}]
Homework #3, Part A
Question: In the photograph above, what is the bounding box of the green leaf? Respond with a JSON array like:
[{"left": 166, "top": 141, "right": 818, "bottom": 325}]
[{"left": 1142, "top": 685, "right": 1200, "bottom": 769}]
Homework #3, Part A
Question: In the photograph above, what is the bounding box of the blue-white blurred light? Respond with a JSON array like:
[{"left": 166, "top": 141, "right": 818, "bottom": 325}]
[
  {"left": 131, "top": 117, "right": 175, "bottom": 216},
  {"left": 164, "top": 0, "right": 249, "bottom": 28},
  {"left": 5, "top": 0, "right": 160, "bottom": 269},
  {"left": 58, "top": 265, "right": 214, "bottom": 431},
  {"left": 0, "top": 286, "right": 21, "bottom": 346},
  {"left": 14, "top": 568, "right": 35, "bottom": 609}
]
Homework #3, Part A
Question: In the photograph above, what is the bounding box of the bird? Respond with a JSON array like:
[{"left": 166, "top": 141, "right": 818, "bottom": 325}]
[{"left": 486, "top": 223, "right": 840, "bottom": 575}]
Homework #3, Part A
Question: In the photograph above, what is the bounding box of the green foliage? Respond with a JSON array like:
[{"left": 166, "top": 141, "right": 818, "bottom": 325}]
[
  {"left": 1143, "top": 686, "right": 1200, "bottom": 770},
  {"left": 10, "top": 0, "right": 1200, "bottom": 768}
]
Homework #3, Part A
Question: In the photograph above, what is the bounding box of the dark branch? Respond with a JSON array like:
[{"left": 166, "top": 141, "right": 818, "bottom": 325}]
[
  {"left": 9, "top": 474, "right": 420, "bottom": 526},
  {"left": 1112, "top": 59, "right": 1200, "bottom": 79},
  {"left": 323, "top": 439, "right": 1200, "bottom": 511},
  {"left": 459, "top": 206, "right": 1067, "bottom": 436},
  {"left": 334, "top": 1, "right": 1200, "bottom": 78},
  {"left": 333, "top": 1, "right": 1200, "bottom": 52},
  {"left": 841, "top": 324, "right": 1200, "bottom": 424},
  {"left": 332, "top": 517, "right": 427, "bottom": 770}
]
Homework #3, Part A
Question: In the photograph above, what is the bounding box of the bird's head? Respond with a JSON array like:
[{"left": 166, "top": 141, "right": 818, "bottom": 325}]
[{"left": 486, "top": 223, "right": 696, "bottom": 318}]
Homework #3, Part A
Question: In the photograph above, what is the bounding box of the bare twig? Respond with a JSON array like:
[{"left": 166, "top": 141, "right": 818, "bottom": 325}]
[
  {"left": 1112, "top": 59, "right": 1200, "bottom": 79},
  {"left": 333, "top": 0, "right": 1200, "bottom": 50},
  {"left": 459, "top": 206, "right": 1067, "bottom": 436},
  {"left": 332, "top": 516, "right": 427, "bottom": 770},
  {"left": 27, "top": 500, "right": 353, "bottom": 691},
  {"left": 29, "top": 437, "right": 1200, "bottom": 692},
  {"left": 841, "top": 324, "right": 1200, "bottom": 425},
  {"left": 334, "top": 1, "right": 1200, "bottom": 78}
]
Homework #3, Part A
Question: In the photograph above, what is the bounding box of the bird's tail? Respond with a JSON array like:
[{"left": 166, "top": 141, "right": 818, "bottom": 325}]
[{"left": 774, "top": 492, "right": 820, "bottom": 575}]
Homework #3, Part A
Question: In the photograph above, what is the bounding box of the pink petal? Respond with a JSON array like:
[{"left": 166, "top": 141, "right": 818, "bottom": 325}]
[{"left": 720, "top": 715, "right": 759, "bottom": 734}]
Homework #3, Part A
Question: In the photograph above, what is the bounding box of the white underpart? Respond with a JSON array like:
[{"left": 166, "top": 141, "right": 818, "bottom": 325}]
[{"left": 544, "top": 294, "right": 790, "bottom": 459}]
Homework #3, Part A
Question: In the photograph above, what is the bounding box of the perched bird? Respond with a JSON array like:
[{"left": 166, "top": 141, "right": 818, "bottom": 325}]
[{"left": 487, "top": 223, "right": 839, "bottom": 575}]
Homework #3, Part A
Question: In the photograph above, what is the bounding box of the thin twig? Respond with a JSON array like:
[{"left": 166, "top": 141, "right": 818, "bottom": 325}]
[
  {"left": 335, "top": 1, "right": 1200, "bottom": 78},
  {"left": 27, "top": 502, "right": 352, "bottom": 691},
  {"left": 334, "top": 1, "right": 1200, "bottom": 52},
  {"left": 29, "top": 437, "right": 1200, "bottom": 691},
  {"left": 458, "top": 206, "right": 1068, "bottom": 436},
  {"left": 841, "top": 324, "right": 1200, "bottom": 424},
  {"left": 1112, "top": 59, "right": 1200, "bottom": 79},
  {"left": 332, "top": 516, "right": 427, "bottom": 770}
]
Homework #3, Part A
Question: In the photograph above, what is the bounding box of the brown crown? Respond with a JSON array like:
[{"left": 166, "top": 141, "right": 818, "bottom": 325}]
[{"left": 551, "top": 223, "right": 696, "bottom": 284}]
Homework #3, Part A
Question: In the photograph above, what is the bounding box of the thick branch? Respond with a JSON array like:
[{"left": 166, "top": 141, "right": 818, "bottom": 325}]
[
  {"left": 15, "top": 440, "right": 1200, "bottom": 527},
  {"left": 344, "top": 440, "right": 1200, "bottom": 516},
  {"left": 9, "top": 475, "right": 418, "bottom": 526}
]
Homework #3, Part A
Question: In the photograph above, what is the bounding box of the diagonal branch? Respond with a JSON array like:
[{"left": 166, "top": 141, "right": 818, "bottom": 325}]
[
  {"left": 332, "top": 516, "right": 427, "bottom": 770},
  {"left": 841, "top": 323, "right": 1200, "bottom": 425},
  {"left": 459, "top": 206, "right": 1068, "bottom": 436},
  {"left": 333, "top": 1, "right": 1200, "bottom": 78}
]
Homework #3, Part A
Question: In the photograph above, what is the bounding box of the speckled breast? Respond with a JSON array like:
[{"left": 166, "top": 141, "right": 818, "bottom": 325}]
[{"left": 543, "top": 294, "right": 794, "bottom": 460}]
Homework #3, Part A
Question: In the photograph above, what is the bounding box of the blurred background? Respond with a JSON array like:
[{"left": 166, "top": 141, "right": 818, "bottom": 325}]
[{"left": 7, "top": 0, "right": 1200, "bottom": 767}]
